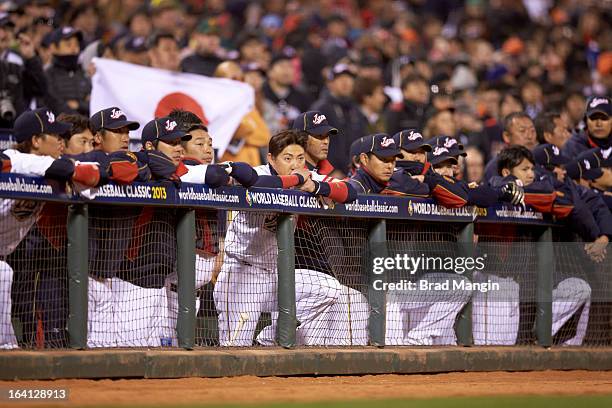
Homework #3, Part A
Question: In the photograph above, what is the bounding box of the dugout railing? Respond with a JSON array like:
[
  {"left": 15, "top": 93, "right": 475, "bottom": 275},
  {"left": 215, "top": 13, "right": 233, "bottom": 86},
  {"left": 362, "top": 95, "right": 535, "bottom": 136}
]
[{"left": 0, "top": 173, "right": 609, "bottom": 350}]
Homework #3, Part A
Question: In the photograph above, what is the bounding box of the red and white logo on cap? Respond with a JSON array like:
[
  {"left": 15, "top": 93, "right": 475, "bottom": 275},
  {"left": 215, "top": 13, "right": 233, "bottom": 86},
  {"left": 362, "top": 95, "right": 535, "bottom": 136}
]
[
  {"left": 46, "top": 111, "right": 55, "bottom": 123},
  {"left": 110, "top": 109, "right": 124, "bottom": 119},
  {"left": 165, "top": 120, "right": 177, "bottom": 132},
  {"left": 380, "top": 136, "right": 395, "bottom": 147}
]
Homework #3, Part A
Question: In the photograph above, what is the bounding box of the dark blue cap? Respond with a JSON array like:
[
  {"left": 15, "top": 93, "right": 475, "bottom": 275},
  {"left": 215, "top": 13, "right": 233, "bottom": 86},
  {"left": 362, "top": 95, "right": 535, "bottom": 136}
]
[
  {"left": 142, "top": 117, "right": 191, "bottom": 144},
  {"left": 90, "top": 107, "right": 140, "bottom": 133},
  {"left": 586, "top": 96, "right": 611, "bottom": 118},
  {"left": 428, "top": 146, "right": 459, "bottom": 166},
  {"left": 363, "top": 133, "right": 402, "bottom": 159},
  {"left": 292, "top": 111, "right": 338, "bottom": 137},
  {"left": 12, "top": 108, "right": 71, "bottom": 143},
  {"left": 429, "top": 135, "right": 466, "bottom": 158},
  {"left": 532, "top": 143, "right": 570, "bottom": 167},
  {"left": 327, "top": 63, "right": 357, "bottom": 81},
  {"left": 350, "top": 135, "right": 369, "bottom": 159},
  {"left": 570, "top": 147, "right": 612, "bottom": 180},
  {"left": 393, "top": 129, "right": 432, "bottom": 153},
  {"left": 270, "top": 46, "right": 296, "bottom": 66},
  {"left": 50, "top": 26, "right": 83, "bottom": 45},
  {"left": 123, "top": 35, "right": 148, "bottom": 53}
]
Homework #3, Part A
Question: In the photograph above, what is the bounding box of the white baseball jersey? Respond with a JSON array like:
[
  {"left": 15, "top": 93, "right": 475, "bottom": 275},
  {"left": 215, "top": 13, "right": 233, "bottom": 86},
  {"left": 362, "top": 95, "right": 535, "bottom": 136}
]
[
  {"left": 0, "top": 150, "right": 56, "bottom": 256},
  {"left": 223, "top": 164, "right": 283, "bottom": 269}
]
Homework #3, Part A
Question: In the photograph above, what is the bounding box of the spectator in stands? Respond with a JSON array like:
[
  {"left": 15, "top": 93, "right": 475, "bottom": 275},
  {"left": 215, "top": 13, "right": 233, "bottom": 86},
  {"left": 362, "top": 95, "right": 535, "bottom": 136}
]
[
  {"left": 236, "top": 31, "right": 268, "bottom": 68},
  {"left": 564, "top": 92, "right": 587, "bottom": 136},
  {"left": 262, "top": 49, "right": 311, "bottom": 135},
  {"left": 385, "top": 74, "right": 430, "bottom": 135},
  {"left": 563, "top": 96, "right": 611, "bottom": 158},
  {"left": 148, "top": 32, "right": 180, "bottom": 72},
  {"left": 484, "top": 112, "right": 538, "bottom": 181},
  {"left": 214, "top": 61, "right": 271, "bottom": 166},
  {"left": 464, "top": 146, "right": 485, "bottom": 183},
  {"left": 118, "top": 35, "right": 149, "bottom": 67},
  {"left": 520, "top": 79, "right": 544, "bottom": 119},
  {"left": 126, "top": 7, "right": 153, "bottom": 39},
  {"left": 535, "top": 112, "right": 571, "bottom": 148},
  {"left": 423, "top": 109, "right": 456, "bottom": 140},
  {"left": 58, "top": 113, "right": 94, "bottom": 155},
  {"left": 150, "top": 0, "right": 184, "bottom": 40},
  {"left": 180, "top": 19, "right": 224, "bottom": 77},
  {"left": 0, "top": 16, "right": 46, "bottom": 128},
  {"left": 45, "top": 27, "right": 91, "bottom": 116},
  {"left": 354, "top": 77, "right": 386, "bottom": 135},
  {"left": 311, "top": 63, "right": 361, "bottom": 174}
]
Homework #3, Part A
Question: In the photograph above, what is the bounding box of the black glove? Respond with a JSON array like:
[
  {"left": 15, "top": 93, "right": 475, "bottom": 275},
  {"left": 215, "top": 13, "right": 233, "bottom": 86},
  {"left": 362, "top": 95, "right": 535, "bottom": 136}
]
[{"left": 500, "top": 180, "right": 524, "bottom": 206}]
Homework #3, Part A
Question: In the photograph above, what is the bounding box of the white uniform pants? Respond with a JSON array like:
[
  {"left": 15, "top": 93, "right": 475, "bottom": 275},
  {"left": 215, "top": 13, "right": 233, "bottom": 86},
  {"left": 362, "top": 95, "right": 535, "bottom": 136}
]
[
  {"left": 0, "top": 261, "right": 18, "bottom": 349},
  {"left": 256, "top": 269, "right": 342, "bottom": 346},
  {"left": 386, "top": 273, "right": 472, "bottom": 345}
]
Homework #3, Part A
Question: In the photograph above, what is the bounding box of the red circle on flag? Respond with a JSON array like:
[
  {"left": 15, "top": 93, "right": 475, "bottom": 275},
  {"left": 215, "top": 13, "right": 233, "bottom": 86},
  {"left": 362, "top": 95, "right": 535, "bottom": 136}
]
[{"left": 155, "top": 92, "right": 209, "bottom": 125}]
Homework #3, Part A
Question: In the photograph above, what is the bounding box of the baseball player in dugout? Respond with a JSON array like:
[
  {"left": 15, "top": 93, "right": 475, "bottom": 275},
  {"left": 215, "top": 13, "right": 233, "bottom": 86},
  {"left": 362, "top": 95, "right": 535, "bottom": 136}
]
[
  {"left": 348, "top": 132, "right": 403, "bottom": 194},
  {"left": 1, "top": 108, "right": 101, "bottom": 349},
  {"left": 291, "top": 110, "right": 343, "bottom": 180},
  {"left": 214, "top": 129, "right": 356, "bottom": 346}
]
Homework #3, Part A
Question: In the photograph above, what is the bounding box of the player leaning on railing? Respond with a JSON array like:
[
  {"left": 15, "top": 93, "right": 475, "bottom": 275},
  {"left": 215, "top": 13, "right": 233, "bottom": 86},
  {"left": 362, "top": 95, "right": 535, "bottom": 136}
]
[
  {"left": 474, "top": 146, "right": 592, "bottom": 346},
  {"left": 0, "top": 108, "right": 101, "bottom": 349},
  {"left": 257, "top": 111, "right": 368, "bottom": 346},
  {"left": 214, "top": 129, "right": 357, "bottom": 346}
]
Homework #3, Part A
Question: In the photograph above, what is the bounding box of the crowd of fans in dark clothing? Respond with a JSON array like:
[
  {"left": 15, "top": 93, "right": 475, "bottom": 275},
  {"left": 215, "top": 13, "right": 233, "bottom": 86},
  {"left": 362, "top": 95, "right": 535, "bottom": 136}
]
[{"left": 0, "top": 0, "right": 610, "bottom": 183}]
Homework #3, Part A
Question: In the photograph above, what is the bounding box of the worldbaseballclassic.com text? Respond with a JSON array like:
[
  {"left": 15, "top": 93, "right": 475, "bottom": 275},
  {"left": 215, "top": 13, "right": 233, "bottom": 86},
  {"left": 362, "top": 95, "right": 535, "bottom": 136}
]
[{"left": 372, "top": 254, "right": 487, "bottom": 275}]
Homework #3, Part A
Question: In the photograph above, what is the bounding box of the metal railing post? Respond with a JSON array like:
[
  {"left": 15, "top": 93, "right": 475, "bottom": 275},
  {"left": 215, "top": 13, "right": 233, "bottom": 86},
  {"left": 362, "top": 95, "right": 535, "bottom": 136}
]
[
  {"left": 368, "top": 219, "right": 387, "bottom": 347},
  {"left": 276, "top": 213, "right": 297, "bottom": 348},
  {"left": 176, "top": 209, "right": 196, "bottom": 350},
  {"left": 536, "top": 227, "right": 553, "bottom": 347},
  {"left": 67, "top": 204, "right": 88, "bottom": 349},
  {"left": 455, "top": 222, "right": 474, "bottom": 346}
]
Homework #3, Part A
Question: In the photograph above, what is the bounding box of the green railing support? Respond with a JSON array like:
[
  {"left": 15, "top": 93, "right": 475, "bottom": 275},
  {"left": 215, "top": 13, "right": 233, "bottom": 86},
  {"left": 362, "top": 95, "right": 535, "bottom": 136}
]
[
  {"left": 176, "top": 209, "right": 196, "bottom": 350},
  {"left": 455, "top": 222, "right": 474, "bottom": 346},
  {"left": 67, "top": 204, "right": 88, "bottom": 349},
  {"left": 368, "top": 219, "right": 388, "bottom": 347},
  {"left": 536, "top": 227, "right": 553, "bottom": 347},
  {"left": 277, "top": 214, "right": 297, "bottom": 348}
]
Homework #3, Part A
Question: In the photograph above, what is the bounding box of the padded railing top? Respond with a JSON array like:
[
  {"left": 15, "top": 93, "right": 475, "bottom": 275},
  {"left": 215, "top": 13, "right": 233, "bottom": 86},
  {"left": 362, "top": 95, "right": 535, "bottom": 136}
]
[{"left": 0, "top": 173, "right": 557, "bottom": 226}]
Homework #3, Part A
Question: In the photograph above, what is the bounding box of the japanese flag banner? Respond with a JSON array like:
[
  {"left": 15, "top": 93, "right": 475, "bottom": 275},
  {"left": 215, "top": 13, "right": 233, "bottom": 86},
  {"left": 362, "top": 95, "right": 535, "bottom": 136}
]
[{"left": 90, "top": 58, "right": 254, "bottom": 155}]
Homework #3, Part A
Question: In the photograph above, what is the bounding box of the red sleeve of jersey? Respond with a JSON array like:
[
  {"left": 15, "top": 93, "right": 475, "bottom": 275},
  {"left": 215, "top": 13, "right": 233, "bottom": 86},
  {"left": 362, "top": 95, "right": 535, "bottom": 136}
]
[
  {"left": 2, "top": 158, "right": 11, "bottom": 173},
  {"left": 174, "top": 161, "right": 189, "bottom": 178},
  {"left": 109, "top": 161, "right": 139, "bottom": 184},
  {"left": 280, "top": 174, "right": 301, "bottom": 188},
  {"left": 524, "top": 192, "right": 555, "bottom": 212},
  {"left": 552, "top": 204, "right": 573, "bottom": 218},
  {"left": 326, "top": 181, "right": 350, "bottom": 202},
  {"left": 317, "top": 160, "right": 335, "bottom": 176},
  {"left": 432, "top": 185, "right": 468, "bottom": 208}
]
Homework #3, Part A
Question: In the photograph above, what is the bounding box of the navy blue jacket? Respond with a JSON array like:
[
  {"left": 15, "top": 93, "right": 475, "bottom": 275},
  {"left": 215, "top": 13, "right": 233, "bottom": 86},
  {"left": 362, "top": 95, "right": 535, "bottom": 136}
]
[
  {"left": 562, "top": 130, "right": 611, "bottom": 159},
  {"left": 575, "top": 184, "right": 612, "bottom": 238},
  {"left": 386, "top": 161, "right": 469, "bottom": 207}
]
